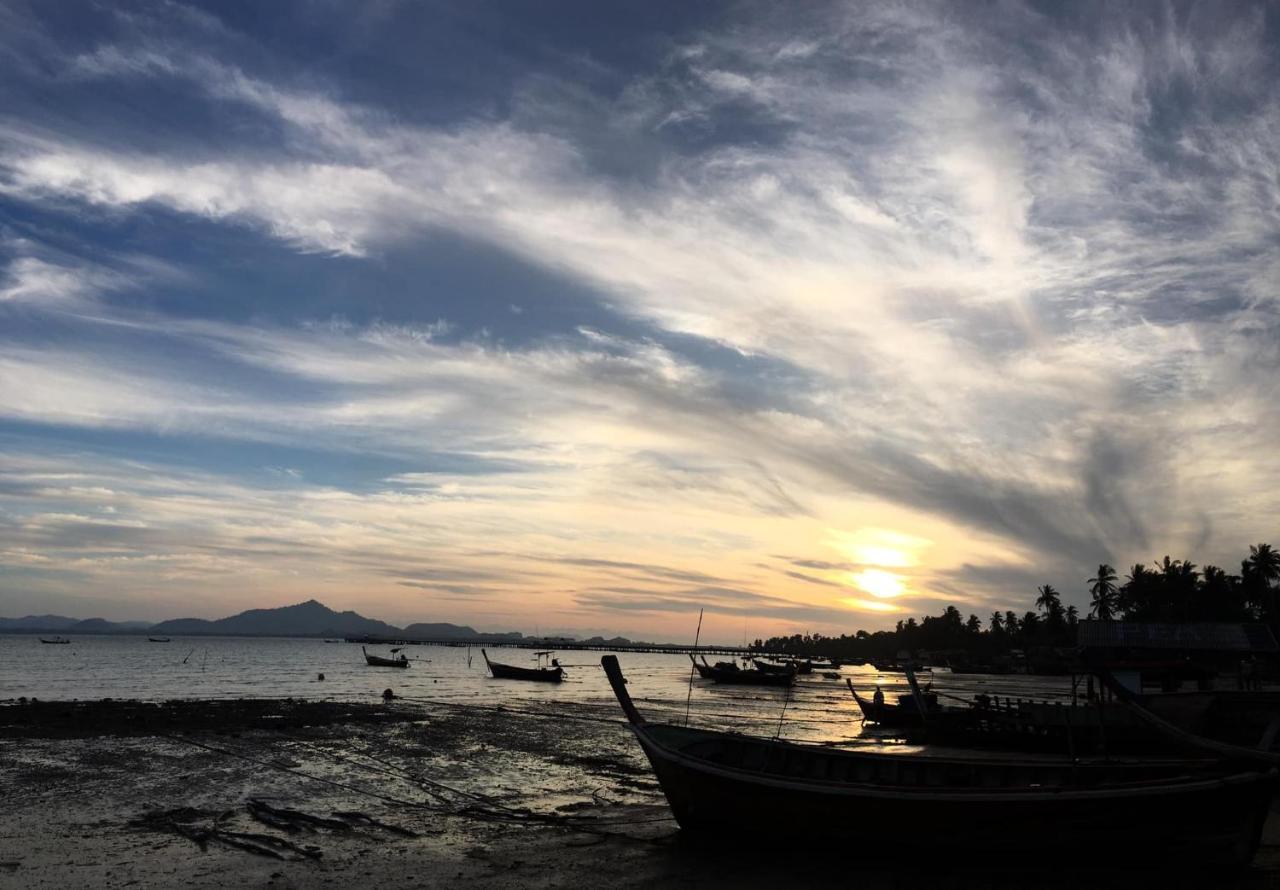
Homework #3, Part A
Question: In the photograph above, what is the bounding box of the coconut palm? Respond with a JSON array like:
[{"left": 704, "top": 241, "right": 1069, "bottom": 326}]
[
  {"left": 1245, "top": 543, "right": 1280, "bottom": 629},
  {"left": 1246, "top": 543, "right": 1280, "bottom": 584},
  {"left": 1035, "top": 584, "right": 1063, "bottom": 617},
  {"left": 1088, "top": 563, "right": 1119, "bottom": 621}
]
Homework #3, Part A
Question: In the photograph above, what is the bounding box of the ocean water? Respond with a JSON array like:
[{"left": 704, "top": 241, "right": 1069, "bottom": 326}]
[{"left": 0, "top": 635, "right": 1073, "bottom": 743}]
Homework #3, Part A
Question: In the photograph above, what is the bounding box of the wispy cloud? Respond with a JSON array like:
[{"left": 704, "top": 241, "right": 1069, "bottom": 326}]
[{"left": 1, "top": 2, "right": 1278, "bottom": 636}]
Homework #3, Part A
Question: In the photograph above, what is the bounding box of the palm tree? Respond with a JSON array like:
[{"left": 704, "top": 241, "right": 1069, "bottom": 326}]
[
  {"left": 1246, "top": 543, "right": 1280, "bottom": 629},
  {"left": 1088, "top": 563, "right": 1118, "bottom": 621},
  {"left": 1035, "top": 584, "right": 1063, "bottom": 617},
  {"left": 989, "top": 612, "right": 1004, "bottom": 635},
  {"left": 1119, "top": 563, "right": 1155, "bottom": 620},
  {"left": 1246, "top": 543, "right": 1280, "bottom": 585}
]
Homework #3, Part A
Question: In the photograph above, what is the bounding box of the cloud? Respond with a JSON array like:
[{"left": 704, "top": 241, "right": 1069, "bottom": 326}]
[{"left": 1, "top": 2, "right": 1279, "bottom": 635}]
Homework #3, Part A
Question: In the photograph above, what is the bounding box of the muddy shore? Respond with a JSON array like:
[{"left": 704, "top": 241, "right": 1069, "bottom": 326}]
[{"left": 1, "top": 696, "right": 1278, "bottom": 889}]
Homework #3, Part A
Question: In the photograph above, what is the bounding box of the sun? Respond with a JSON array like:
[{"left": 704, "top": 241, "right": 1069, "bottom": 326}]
[
  {"left": 826, "top": 527, "right": 930, "bottom": 569},
  {"left": 851, "top": 568, "right": 905, "bottom": 599}
]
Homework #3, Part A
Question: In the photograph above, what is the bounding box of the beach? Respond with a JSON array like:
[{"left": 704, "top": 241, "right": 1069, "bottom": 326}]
[{"left": 3, "top": 695, "right": 1279, "bottom": 890}]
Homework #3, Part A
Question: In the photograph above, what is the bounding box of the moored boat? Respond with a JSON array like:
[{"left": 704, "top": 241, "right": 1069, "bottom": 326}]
[
  {"left": 482, "top": 649, "right": 564, "bottom": 683},
  {"left": 751, "top": 659, "right": 796, "bottom": 675},
  {"left": 601, "top": 655, "right": 1276, "bottom": 865},
  {"left": 363, "top": 646, "right": 409, "bottom": 668},
  {"left": 849, "top": 681, "right": 943, "bottom": 727},
  {"left": 690, "top": 654, "right": 794, "bottom": 687},
  {"left": 39, "top": 636, "right": 71, "bottom": 644},
  {"left": 148, "top": 637, "right": 171, "bottom": 643}
]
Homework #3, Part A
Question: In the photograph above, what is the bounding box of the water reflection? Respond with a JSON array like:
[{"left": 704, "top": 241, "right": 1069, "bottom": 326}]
[{"left": 0, "top": 635, "right": 1073, "bottom": 744}]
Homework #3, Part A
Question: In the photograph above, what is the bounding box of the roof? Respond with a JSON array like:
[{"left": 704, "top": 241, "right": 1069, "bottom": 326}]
[{"left": 1076, "top": 622, "right": 1278, "bottom": 653}]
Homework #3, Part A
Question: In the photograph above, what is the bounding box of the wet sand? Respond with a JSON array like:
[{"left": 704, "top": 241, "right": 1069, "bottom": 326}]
[{"left": 1, "top": 696, "right": 1278, "bottom": 889}]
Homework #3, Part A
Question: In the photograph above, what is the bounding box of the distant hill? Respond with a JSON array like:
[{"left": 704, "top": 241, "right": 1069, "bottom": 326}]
[
  {"left": 70, "top": 618, "right": 152, "bottom": 632},
  {"left": 150, "top": 599, "right": 402, "bottom": 638},
  {"left": 0, "top": 615, "right": 149, "bottom": 633},
  {"left": 401, "top": 621, "right": 480, "bottom": 639},
  {"left": 0, "top": 615, "right": 80, "bottom": 631},
  {"left": 3, "top": 600, "right": 571, "bottom": 643},
  {"left": 582, "top": 636, "right": 636, "bottom": 647}
]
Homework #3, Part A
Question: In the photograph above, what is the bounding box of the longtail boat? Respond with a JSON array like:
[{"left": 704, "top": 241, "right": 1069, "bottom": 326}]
[
  {"left": 39, "top": 636, "right": 70, "bottom": 644},
  {"left": 601, "top": 655, "right": 1277, "bottom": 865},
  {"left": 751, "top": 659, "right": 796, "bottom": 675},
  {"left": 848, "top": 680, "right": 942, "bottom": 727},
  {"left": 482, "top": 649, "right": 564, "bottom": 683},
  {"left": 689, "top": 654, "right": 717, "bottom": 679},
  {"left": 363, "top": 646, "right": 409, "bottom": 668},
  {"left": 689, "top": 654, "right": 794, "bottom": 687},
  {"left": 148, "top": 637, "right": 171, "bottom": 643}
]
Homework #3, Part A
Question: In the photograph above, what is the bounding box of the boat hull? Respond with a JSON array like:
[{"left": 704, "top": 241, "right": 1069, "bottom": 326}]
[
  {"left": 362, "top": 646, "right": 408, "bottom": 667},
  {"left": 482, "top": 650, "right": 563, "bottom": 682},
  {"left": 633, "top": 725, "right": 1274, "bottom": 864},
  {"left": 601, "top": 654, "right": 1276, "bottom": 866}
]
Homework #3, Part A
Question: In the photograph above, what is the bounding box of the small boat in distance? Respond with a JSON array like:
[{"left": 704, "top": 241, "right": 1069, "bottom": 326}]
[
  {"left": 689, "top": 654, "right": 794, "bottom": 687},
  {"left": 602, "top": 655, "right": 1276, "bottom": 866},
  {"left": 363, "top": 646, "right": 409, "bottom": 668},
  {"left": 148, "top": 637, "right": 171, "bottom": 643},
  {"left": 482, "top": 649, "right": 564, "bottom": 683},
  {"left": 39, "top": 636, "right": 71, "bottom": 644},
  {"left": 751, "top": 658, "right": 796, "bottom": 675}
]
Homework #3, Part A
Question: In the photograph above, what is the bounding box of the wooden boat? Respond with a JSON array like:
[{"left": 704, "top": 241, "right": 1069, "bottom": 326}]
[
  {"left": 363, "top": 646, "right": 409, "bottom": 668},
  {"left": 873, "top": 660, "right": 931, "bottom": 673},
  {"left": 689, "top": 654, "right": 718, "bottom": 679},
  {"left": 849, "top": 681, "right": 942, "bottom": 727},
  {"left": 482, "top": 649, "right": 564, "bottom": 683},
  {"left": 690, "top": 655, "right": 794, "bottom": 687},
  {"left": 39, "top": 636, "right": 70, "bottom": 644},
  {"left": 601, "top": 655, "right": 1277, "bottom": 865},
  {"left": 148, "top": 637, "right": 170, "bottom": 643},
  {"left": 751, "top": 659, "right": 796, "bottom": 675}
]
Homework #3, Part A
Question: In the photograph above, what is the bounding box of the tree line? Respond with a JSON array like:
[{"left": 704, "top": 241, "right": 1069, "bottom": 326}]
[{"left": 756, "top": 543, "right": 1280, "bottom": 660}]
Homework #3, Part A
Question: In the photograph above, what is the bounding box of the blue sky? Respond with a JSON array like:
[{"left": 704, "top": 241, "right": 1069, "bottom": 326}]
[{"left": 1, "top": 1, "right": 1278, "bottom": 640}]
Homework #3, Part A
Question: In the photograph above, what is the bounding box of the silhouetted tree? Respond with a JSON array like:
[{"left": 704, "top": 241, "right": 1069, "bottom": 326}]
[
  {"left": 1118, "top": 563, "right": 1156, "bottom": 619},
  {"left": 1035, "top": 584, "right": 1062, "bottom": 616},
  {"left": 1088, "top": 564, "right": 1118, "bottom": 620},
  {"left": 755, "top": 542, "right": 1273, "bottom": 662},
  {"left": 1245, "top": 543, "right": 1280, "bottom": 632},
  {"left": 1021, "top": 611, "right": 1041, "bottom": 642},
  {"left": 1004, "top": 611, "right": 1020, "bottom": 638}
]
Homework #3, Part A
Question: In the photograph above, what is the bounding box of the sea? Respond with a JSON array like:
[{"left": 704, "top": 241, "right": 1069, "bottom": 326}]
[{"left": 0, "top": 635, "right": 1074, "bottom": 744}]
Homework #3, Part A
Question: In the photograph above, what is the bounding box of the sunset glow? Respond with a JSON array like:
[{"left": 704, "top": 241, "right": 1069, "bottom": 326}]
[
  {"left": 850, "top": 570, "right": 907, "bottom": 600},
  {"left": 2, "top": 3, "right": 1278, "bottom": 643}
]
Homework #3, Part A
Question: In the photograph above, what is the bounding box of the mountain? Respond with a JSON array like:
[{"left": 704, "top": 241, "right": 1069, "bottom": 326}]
[
  {"left": 149, "top": 599, "right": 402, "bottom": 638},
  {"left": 401, "top": 621, "right": 480, "bottom": 639},
  {"left": 69, "top": 618, "right": 153, "bottom": 632},
  {"left": 4, "top": 600, "right": 573, "bottom": 642},
  {"left": 0, "top": 615, "right": 149, "bottom": 632},
  {"left": 0, "top": 615, "right": 80, "bottom": 631}
]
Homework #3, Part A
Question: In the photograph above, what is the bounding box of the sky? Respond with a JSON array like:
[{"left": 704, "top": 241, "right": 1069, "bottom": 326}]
[{"left": 1, "top": 1, "right": 1278, "bottom": 642}]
